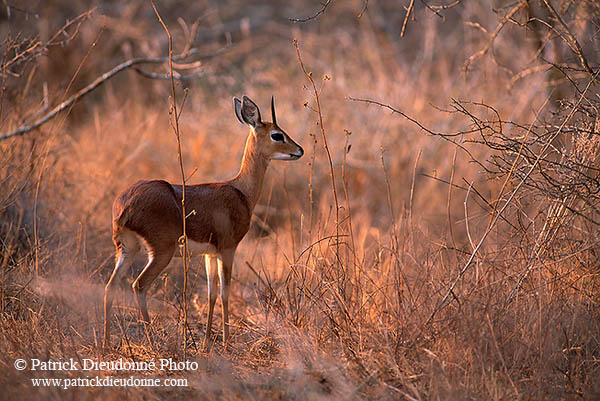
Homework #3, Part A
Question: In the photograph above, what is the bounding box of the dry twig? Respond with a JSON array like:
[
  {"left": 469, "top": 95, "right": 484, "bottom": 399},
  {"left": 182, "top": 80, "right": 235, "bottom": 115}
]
[
  {"left": 463, "top": 1, "right": 526, "bottom": 72},
  {"left": 294, "top": 39, "right": 341, "bottom": 267},
  {"left": 289, "top": 0, "right": 333, "bottom": 23},
  {"left": 540, "top": 0, "right": 596, "bottom": 81},
  {"left": 401, "top": 0, "right": 416, "bottom": 37},
  {"left": 150, "top": 0, "right": 190, "bottom": 354}
]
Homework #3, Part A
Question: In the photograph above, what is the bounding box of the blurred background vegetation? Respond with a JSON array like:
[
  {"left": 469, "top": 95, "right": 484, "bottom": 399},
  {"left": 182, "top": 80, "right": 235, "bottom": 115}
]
[{"left": 1, "top": 0, "right": 599, "bottom": 399}]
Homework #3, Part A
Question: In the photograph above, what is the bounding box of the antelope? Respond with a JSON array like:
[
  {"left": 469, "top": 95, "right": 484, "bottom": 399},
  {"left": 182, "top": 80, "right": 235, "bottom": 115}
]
[{"left": 103, "top": 96, "right": 303, "bottom": 349}]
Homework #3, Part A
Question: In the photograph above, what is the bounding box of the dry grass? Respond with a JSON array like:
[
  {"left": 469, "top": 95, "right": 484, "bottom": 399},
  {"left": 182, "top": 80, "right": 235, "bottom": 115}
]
[{"left": 1, "top": 1, "right": 599, "bottom": 399}]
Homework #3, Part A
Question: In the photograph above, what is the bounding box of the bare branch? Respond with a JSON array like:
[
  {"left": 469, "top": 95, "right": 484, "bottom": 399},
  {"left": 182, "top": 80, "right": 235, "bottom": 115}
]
[
  {"left": 463, "top": 1, "right": 526, "bottom": 72},
  {"left": 428, "top": 0, "right": 461, "bottom": 11},
  {"left": 420, "top": 0, "right": 444, "bottom": 19},
  {"left": 428, "top": 70, "right": 600, "bottom": 322},
  {"left": 133, "top": 67, "right": 207, "bottom": 80},
  {"left": 0, "top": 47, "right": 227, "bottom": 141},
  {"left": 540, "top": 0, "right": 597, "bottom": 81},
  {"left": 347, "top": 96, "right": 490, "bottom": 172},
  {"left": 357, "top": 0, "right": 369, "bottom": 18},
  {"left": 401, "top": 0, "right": 416, "bottom": 37},
  {"left": 3, "top": 2, "right": 40, "bottom": 18},
  {"left": 294, "top": 38, "right": 341, "bottom": 267},
  {"left": 3, "top": 9, "right": 95, "bottom": 74},
  {"left": 509, "top": 64, "right": 551, "bottom": 88},
  {"left": 150, "top": 0, "right": 191, "bottom": 354},
  {"left": 289, "top": 0, "right": 333, "bottom": 23}
]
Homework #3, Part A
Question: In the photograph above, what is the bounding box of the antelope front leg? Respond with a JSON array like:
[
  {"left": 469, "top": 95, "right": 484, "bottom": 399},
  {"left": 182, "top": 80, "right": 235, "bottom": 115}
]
[
  {"left": 218, "top": 248, "right": 236, "bottom": 346},
  {"left": 204, "top": 254, "right": 219, "bottom": 349}
]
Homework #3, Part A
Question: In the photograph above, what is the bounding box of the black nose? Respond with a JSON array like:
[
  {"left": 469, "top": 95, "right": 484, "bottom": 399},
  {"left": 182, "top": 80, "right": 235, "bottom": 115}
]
[{"left": 298, "top": 147, "right": 304, "bottom": 157}]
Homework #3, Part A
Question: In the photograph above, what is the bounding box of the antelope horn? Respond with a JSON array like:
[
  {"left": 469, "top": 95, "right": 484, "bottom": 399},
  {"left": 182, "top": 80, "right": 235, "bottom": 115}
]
[{"left": 271, "top": 96, "right": 277, "bottom": 125}]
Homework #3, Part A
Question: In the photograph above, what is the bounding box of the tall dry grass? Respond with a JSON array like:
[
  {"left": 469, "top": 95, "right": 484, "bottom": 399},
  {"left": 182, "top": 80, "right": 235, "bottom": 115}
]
[{"left": 1, "top": 1, "right": 599, "bottom": 399}]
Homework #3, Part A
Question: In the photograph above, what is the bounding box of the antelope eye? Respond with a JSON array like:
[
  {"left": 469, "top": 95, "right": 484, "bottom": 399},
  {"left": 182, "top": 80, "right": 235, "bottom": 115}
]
[{"left": 270, "top": 132, "right": 285, "bottom": 142}]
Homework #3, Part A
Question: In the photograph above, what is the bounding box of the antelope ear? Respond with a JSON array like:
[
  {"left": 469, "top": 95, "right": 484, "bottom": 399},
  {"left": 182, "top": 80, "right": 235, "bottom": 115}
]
[
  {"left": 234, "top": 97, "right": 244, "bottom": 125},
  {"left": 241, "top": 95, "right": 262, "bottom": 127}
]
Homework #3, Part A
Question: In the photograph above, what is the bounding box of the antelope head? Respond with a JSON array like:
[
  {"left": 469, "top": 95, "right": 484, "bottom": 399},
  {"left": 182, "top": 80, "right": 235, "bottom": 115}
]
[{"left": 234, "top": 95, "right": 304, "bottom": 160}]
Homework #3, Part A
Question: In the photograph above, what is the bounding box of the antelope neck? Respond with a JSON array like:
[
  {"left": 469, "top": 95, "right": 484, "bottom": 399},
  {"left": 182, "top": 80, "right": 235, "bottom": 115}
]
[{"left": 230, "top": 131, "right": 269, "bottom": 212}]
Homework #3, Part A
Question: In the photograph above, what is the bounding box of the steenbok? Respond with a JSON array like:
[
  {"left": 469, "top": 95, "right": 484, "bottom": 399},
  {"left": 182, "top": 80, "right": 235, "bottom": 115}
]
[{"left": 103, "top": 96, "right": 303, "bottom": 349}]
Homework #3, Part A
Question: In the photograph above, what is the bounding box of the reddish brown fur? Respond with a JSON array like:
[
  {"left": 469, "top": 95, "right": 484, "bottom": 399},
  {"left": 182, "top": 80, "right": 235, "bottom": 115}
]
[
  {"left": 113, "top": 180, "right": 251, "bottom": 252},
  {"left": 103, "top": 96, "right": 303, "bottom": 350}
]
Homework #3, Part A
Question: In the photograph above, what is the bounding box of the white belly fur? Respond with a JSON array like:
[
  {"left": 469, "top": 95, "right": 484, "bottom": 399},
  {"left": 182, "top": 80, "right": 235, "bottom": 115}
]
[
  {"left": 122, "top": 229, "right": 218, "bottom": 258},
  {"left": 182, "top": 240, "right": 218, "bottom": 257}
]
